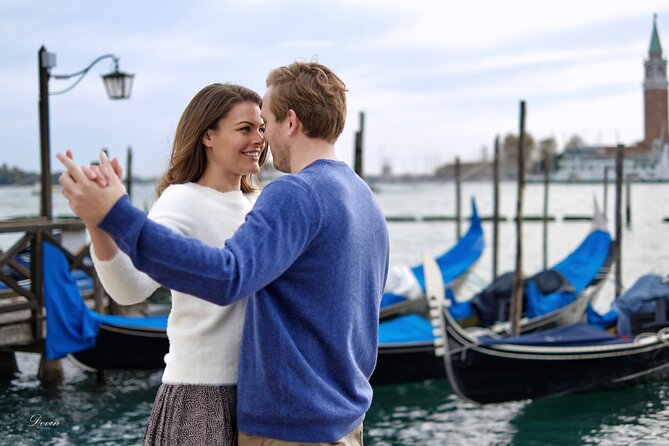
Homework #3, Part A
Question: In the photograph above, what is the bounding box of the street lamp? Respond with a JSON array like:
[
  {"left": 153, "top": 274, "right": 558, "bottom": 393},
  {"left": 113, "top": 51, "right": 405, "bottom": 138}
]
[{"left": 38, "top": 45, "right": 134, "bottom": 219}]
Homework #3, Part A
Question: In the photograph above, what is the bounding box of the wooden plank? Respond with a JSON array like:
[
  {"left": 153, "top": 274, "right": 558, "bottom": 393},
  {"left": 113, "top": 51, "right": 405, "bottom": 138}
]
[
  {"left": 0, "top": 302, "right": 36, "bottom": 319},
  {"left": 0, "top": 218, "right": 85, "bottom": 234},
  {"left": 563, "top": 215, "right": 593, "bottom": 221},
  {"left": 0, "top": 274, "right": 35, "bottom": 303},
  {"left": 386, "top": 215, "right": 511, "bottom": 222},
  {"left": 0, "top": 322, "right": 34, "bottom": 347}
]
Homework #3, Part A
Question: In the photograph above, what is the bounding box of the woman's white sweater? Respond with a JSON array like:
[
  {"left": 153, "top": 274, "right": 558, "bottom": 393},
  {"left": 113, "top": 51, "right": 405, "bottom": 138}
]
[{"left": 91, "top": 182, "right": 258, "bottom": 385}]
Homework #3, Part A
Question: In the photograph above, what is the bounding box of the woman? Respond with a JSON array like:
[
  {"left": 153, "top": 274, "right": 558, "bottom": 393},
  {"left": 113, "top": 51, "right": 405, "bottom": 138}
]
[{"left": 86, "top": 83, "right": 267, "bottom": 445}]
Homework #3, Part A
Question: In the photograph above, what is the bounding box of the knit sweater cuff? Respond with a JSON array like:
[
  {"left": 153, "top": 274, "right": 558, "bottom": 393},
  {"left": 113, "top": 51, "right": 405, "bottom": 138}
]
[
  {"left": 99, "top": 195, "right": 146, "bottom": 258},
  {"left": 90, "top": 243, "right": 158, "bottom": 305}
]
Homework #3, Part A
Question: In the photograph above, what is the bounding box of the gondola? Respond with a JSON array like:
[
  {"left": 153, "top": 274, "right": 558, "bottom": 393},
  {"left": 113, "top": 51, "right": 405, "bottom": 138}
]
[
  {"left": 470, "top": 200, "right": 612, "bottom": 332},
  {"left": 371, "top": 273, "right": 610, "bottom": 387},
  {"left": 440, "top": 272, "right": 669, "bottom": 404},
  {"left": 37, "top": 241, "right": 169, "bottom": 371},
  {"left": 380, "top": 198, "right": 484, "bottom": 320},
  {"left": 371, "top": 207, "right": 613, "bottom": 387},
  {"left": 68, "top": 314, "right": 168, "bottom": 371}
]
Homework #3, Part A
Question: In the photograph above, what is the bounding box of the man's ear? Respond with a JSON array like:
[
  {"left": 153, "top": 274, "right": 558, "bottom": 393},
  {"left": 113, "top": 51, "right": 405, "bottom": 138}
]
[{"left": 287, "top": 109, "right": 301, "bottom": 136}]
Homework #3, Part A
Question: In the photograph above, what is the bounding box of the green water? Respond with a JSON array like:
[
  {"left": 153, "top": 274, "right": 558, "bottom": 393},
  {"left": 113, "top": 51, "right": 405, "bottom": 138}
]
[
  {"left": 1, "top": 183, "right": 668, "bottom": 444},
  {"left": 2, "top": 353, "right": 668, "bottom": 445}
]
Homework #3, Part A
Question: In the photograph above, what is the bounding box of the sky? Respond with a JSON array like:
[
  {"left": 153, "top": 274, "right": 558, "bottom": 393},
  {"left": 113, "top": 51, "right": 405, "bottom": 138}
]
[{"left": 2, "top": 0, "right": 669, "bottom": 177}]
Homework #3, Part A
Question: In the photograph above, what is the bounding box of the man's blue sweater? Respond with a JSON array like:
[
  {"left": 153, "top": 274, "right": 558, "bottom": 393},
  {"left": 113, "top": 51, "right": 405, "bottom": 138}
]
[{"left": 99, "top": 160, "right": 390, "bottom": 441}]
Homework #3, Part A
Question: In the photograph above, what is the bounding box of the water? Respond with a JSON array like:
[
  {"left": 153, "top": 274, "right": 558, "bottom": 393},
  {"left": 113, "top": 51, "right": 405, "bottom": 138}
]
[{"left": 1, "top": 181, "right": 668, "bottom": 445}]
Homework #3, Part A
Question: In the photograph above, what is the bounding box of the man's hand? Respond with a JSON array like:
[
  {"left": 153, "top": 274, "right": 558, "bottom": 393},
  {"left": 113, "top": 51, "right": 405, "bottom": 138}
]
[{"left": 57, "top": 151, "right": 127, "bottom": 227}]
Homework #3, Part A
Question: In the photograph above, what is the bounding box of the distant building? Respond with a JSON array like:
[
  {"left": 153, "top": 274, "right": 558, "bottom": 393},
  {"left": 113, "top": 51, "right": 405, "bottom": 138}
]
[
  {"left": 554, "top": 14, "right": 669, "bottom": 182},
  {"left": 435, "top": 160, "right": 494, "bottom": 181},
  {"left": 553, "top": 141, "right": 669, "bottom": 182}
]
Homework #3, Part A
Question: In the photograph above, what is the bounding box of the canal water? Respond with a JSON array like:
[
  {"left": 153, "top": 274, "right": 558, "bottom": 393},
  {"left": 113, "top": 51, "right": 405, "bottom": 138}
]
[{"left": 0, "top": 181, "right": 667, "bottom": 445}]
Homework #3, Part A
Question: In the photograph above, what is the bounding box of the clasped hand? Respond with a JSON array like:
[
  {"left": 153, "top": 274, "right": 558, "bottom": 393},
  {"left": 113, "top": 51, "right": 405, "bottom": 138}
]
[{"left": 57, "top": 150, "right": 127, "bottom": 227}]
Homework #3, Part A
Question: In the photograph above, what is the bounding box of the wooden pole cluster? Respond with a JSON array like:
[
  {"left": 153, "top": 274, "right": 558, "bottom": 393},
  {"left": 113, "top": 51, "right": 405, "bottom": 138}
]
[
  {"left": 353, "top": 112, "right": 365, "bottom": 177},
  {"left": 510, "top": 101, "right": 526, "bottom": 337}
]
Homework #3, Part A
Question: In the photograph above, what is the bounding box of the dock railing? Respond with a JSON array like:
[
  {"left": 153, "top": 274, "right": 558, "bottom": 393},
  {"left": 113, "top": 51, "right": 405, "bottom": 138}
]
[{"left": 0, "top": 218, "right": 104, "bottom": 352}]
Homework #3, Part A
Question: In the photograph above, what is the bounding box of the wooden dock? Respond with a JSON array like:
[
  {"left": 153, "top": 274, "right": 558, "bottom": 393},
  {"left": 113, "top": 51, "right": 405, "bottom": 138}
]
[
  {"left": 0, "top": 218, "right": 107, "bottom": 382},
  {"left": 385, "top": 215, "right": 577, "bottom": 223}
]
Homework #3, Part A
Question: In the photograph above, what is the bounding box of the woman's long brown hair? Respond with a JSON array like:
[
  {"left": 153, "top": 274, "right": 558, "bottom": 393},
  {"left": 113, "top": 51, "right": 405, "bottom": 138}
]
[{"left": 155, "top": 83, "right": 268, "bottom": 197}]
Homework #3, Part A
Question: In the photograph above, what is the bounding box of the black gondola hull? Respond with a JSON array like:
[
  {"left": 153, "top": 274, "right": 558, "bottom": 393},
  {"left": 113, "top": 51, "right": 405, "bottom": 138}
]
[
  {"left": 71, "top": 323, "right": 168, "bottom": 370},
  {"left": 372, "top": 342, "right": 445, "bottom": 386},
  {"left": 445, "top": 324, "right": 669, "bottom": 404}
]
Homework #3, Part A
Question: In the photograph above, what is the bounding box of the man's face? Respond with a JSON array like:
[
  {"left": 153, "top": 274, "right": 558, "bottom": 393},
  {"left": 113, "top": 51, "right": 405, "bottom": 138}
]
[{"left": 261, "top": 87, "right": 290, "bottom": 173}]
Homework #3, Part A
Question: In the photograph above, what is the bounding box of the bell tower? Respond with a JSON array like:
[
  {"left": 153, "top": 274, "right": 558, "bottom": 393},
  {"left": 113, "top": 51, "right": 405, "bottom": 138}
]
[{"left": 643, "top": 14, "right": 668, "bottom": 147}]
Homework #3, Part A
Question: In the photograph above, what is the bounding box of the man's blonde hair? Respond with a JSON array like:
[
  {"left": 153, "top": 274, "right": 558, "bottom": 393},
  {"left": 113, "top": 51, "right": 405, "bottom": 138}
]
[{"left": 266, "top": 61, "right": 347, "bottom": 143}]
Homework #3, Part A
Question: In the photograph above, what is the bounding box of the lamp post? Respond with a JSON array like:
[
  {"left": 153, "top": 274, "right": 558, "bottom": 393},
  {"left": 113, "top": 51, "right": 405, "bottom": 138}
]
[{"left": 38, "top": 45, "right": 134, "bottom": 220}]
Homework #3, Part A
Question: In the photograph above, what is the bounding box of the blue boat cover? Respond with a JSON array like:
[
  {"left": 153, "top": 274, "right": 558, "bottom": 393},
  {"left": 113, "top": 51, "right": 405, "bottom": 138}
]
[
  {"left": 380, "top": 199, "right": 484, "bottom": 313},
  {"left": 43, "top": 242, "right": 168, "bottom": 359},
  {"left": 380, "top": 292, "right": 409, "bottom": 307},
  {"left": 613, "top": 274, "right": 669, "bottom": 337},
  {"left": 43, "top": 242, "right": 100, "bottom": 359},
  {"left": 480, "top": 322, "right": 627, "bottom": 347},
  {"left": 95, "top": 313, "right": 168, "bottom": 329},
  {"left": 411, "top": 198, "right": 484, "bottom": 291},
  {"left": 586, "top": 303, "right": 618, "bottom": 330},
  {"left": 525, "top": 229, "right": 611, "bottom": 318},
  {"left": 378, "top": 314, "right": 436, "bottom": 343}
]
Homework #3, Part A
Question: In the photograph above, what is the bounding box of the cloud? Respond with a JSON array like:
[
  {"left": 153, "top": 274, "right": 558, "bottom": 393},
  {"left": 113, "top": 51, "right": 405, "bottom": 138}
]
[{"left": 2, "top": 0, "right": 669, "bottom": 175}]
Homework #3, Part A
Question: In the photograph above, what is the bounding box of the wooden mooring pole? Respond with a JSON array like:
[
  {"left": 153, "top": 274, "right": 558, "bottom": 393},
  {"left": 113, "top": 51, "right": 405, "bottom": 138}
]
[
  {"left": 492, "top": 136, "right": 500, "bottom": 280},
  {"left": 510, "top": 100, "right": 526, "bottom": 337},
  {"left": 625, "top": 174, "right": 632, "bottom": 228},
  {"left": 542, "top": 151, "right": 550, "bottom": 270},
  {"left": 0, "top": 352, "right": 19, "bottom": 381},
  {"left": 353, "top": 112, "right": 365, "bottom": 178},
  {"left": 615, "top": 145, "right": 624, "bottom": 297},
  {"left": 38, "top": 355, "right": 63, "bottom": 385},
  {"left": 603, "top": 166, "right": 609, "bottom": 221},
  {"left": 125, "top": 146, "right": 133, "bottom": 202},
  {"left": 455, "top": 157, "right": 462, "bottom": 240}
]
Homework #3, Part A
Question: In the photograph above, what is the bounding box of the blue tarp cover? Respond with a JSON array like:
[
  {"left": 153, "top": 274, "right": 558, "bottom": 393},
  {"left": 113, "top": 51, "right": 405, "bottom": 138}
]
[
  {"left": 586, "top": 303, "right": 618, "bottom": 330},
  {"left": 95, "top": 313, "right": 167, "bottom": 329},
  {"left": 614, "top": 274, "right": 669, "bottom": 337},
  {"left": 378, "top": 314, "right": 436, "bottom": 343},
  {"left": 43, "top": 242, "right": 168, "bottom": 359},
  {"left": 43, "top": 242, "right": 101, "bottom": 359},
  {"left": 480, "top": 322, "right": 627, "bottom": 347},
  {"left": 380, "top": 199, "right": 484, "bottom": 310},
  {"left": 525, "top": 229, "right": 611, "bottom": 318},
  {"left": 411, "top": 199, "right": 484, "bottom": 290}
]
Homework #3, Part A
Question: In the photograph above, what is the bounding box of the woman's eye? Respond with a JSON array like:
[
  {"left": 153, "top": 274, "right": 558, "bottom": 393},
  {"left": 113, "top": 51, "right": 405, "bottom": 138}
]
[{"left": 259, "top": 127, "right": 266, "bottom": 134}]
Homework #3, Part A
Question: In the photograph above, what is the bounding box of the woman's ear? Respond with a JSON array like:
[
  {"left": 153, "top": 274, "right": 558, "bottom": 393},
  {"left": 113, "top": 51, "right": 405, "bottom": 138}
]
[{"left": 202, "top": 129, "right": 213, "bottom": 148}]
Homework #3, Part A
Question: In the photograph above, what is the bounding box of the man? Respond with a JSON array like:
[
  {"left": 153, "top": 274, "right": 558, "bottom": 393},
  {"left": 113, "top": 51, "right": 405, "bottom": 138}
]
[{"left": 58, "top": 61, "right": 389, "bottom": 445}]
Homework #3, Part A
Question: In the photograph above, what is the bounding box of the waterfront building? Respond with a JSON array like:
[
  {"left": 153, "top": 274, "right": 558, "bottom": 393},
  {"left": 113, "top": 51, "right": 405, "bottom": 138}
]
[{"left": 554, "top": 15, "right": 669, "bottom": 182}]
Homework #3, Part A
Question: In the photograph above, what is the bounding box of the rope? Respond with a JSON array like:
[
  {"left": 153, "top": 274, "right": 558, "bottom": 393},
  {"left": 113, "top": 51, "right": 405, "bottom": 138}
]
[{"left": 658, "top": 327, "right": 669, "bottom": 347}]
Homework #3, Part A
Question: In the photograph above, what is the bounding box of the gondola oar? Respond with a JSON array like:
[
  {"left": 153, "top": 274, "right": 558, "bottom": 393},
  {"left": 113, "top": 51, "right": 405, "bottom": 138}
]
[{"left": 423, "top": 252, "right": 447, "bottom": 359}]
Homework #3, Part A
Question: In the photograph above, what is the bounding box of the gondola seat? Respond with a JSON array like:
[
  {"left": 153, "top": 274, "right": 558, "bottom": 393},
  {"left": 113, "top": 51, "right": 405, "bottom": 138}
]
[{"left": 630, "top": 295, "right": 669, "bottom": 335}]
